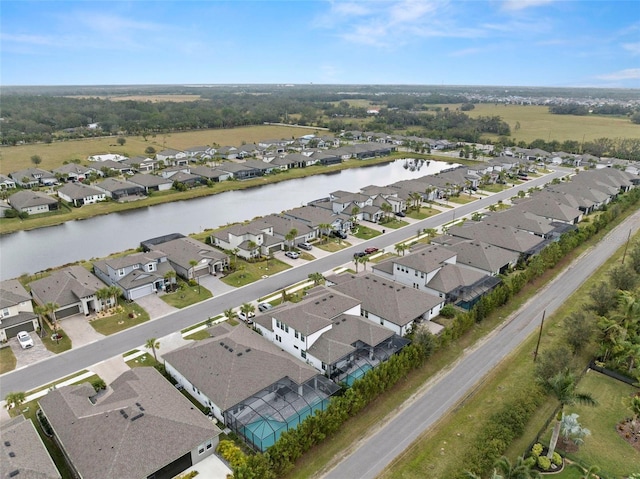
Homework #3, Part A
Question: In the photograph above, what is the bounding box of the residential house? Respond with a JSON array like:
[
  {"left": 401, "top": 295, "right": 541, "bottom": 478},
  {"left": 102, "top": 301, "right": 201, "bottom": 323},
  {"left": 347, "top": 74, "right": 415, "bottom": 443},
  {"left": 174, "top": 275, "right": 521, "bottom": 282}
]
[
  {"left": 10, "top": 168, "right": 57, "bottom": 188},
  {"left": 96, "top": 159, "right": 134, "bottom": 176},
  {"left": 191, "top": 166, "right": 232, "bottom": 183},
  {"left": 185, "top": 145, "right": 215, "bottom": 161},
  {"left": 39, "top": 368, "right": 221, "bottom": 479},
  {"left": 430, "top": 238, "right": 519, "bottom": 276},
  {"left": 0, "top": 174, "right": 17, "bottom": 190},
  {"left": 446, "top": 222, "right": 548, "bottom": 258},
  {"left": 217, "top": 161, "right": 264, "bottom": 179},
  {"left": 0, "top": 415, "right": 61, "bottom": 479},
  {"left": 165, "top": 323, "right": 338, "bottom": 451},
  {"left": 283, "top": 205, "right": 352, "bottom": 235},
  {"left": 0, "top": 279, "right": 39, "bottom": 341},
  {"left": 310, "top": 150, "right": 342, "bottom": 166},
  {"left": 148, "top": 237, "right": 229, "bottom": 278},
  {"left": 210, "top": 221, "right": 275, "bottom": 259},
  {"left": 93, "top": 251, "right": 175, "bottom": 300},
  {"left": 215, "top": 146, "right": 238, "bottom": 160},
  {"left": 325, "top": 273, "right": 445, "bottom": 336},
  {"left": 127, "top": 173, "right": 173, "bottom": 193},
  {"left": 57, "top": 183, "right": 106, "bottom": 207},
  {"left": 122, "top": 155, "right": 160, "bottom": 172},
  {"left": 254, "top": 287, "right": 409, "bottom": 385},
  {"left": 95, "top": 178, "right": 145, "bottom": 200},
  {"left": 156, "top": 148, "right": 188, "bottom": 166},
  {"left": 511, "top": 193, "right": 583, "bottom": 225},
  {"left": 30, "top": 266, "right": 111, "bottom": 319},
  {"left": 53, "top": 164, "right": 95, "bottom": 182},
  {"left": 168, "top": 171, "right": 203, "bottom": 188},
  {"left": 8, "top": 190, "right": 58, "bottom": 215},
  {"left": 483, "top": 209, "right": 560, "bottom": 238},
  {"left": 254, "top": 213, "right": 318, "bottom": 245}
]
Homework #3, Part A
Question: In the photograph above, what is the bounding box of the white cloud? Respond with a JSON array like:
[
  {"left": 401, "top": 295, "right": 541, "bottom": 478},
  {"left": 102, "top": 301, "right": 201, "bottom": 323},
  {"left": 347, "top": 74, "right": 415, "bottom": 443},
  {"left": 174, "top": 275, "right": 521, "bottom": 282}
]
[
  {"left": 502, "top": 0, "right": 555, "bottom": 12},
  {"left": 449, "top": 47, "right": 482, "bottom": 57},
  {"left": 623, "top": 42, "right": 640, "bottom": 55},
  {"left": 597, "top": 68, "right": 640, "bottom": 81}
]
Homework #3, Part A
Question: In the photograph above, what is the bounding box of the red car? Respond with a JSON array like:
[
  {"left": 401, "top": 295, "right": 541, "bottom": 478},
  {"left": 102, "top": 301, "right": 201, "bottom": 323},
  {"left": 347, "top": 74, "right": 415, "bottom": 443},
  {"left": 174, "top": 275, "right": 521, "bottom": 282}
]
[{"left": 364, "top": 247, "right": 379, "bottom": 255}]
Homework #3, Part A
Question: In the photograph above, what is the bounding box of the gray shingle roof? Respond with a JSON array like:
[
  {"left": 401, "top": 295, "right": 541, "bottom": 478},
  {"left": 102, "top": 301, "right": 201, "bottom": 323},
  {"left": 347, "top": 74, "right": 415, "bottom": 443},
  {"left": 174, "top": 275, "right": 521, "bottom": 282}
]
[
  {"left": 128, "top": 173, "right": 172, "bottom": 188},
  {"left": 30, "top": 266, "right": 107, "bottom": 307},
  {"left": 0, "top": 415, "right": 61, "bottom": 479},
  {"left": 329, "top": 273, "right": 443, "bottom": 326},
  {"left": 427, "top": 263, "right": 488, "bottom": 294},
  {"left": 447, "top": 222, "right": 545, "bottom": 254},
  {"left": 39, "top": 368, "right": 220, "bottom": 479},
  {"left": 431, "top": 238, "right": 519, "bottom": 274},
  {"left": 0, "top": 279, "right": 31, "bottom": 309},
  {"left": 149, "top": 237, "right": 228, "bottom": 270},
  {"left": 8, "top": 190, "right": 58, "bottom": 210},
  {"left": 164, "top": 324, "right": 319, "bottom": 411},
  {"left": 57, "top": 183, "right": 104, "bottom": 200}
]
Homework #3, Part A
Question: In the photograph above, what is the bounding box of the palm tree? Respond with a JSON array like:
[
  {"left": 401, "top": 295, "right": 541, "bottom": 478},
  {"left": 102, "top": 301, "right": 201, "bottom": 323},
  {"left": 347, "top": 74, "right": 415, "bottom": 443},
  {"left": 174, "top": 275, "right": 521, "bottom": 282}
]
[
  {"left": 34, "top": 305, "right": 47, "bottom": 338},
  {"left": 231, "top": 248, "right": 240, "bottom": 270},
  {"left": 350, "top": 206, "right": 360, "bottom": 226},
  {"left": 358, "top": 255, "right": 369, "bottom": 272},
  {"left": 163, "top": 270, "right": 177, "bottom": 291},
  {"left": 424, "top": 186, "right": 434, "bottom": 204},
  {"left": 570, "top": 463, "right": 601, "bottom": 479},
  {"left": 410, "top": 192, "right": 422, "bottom": 211},
  {"left": 107, "top": 285, "right": 121, "bottom": 308},
  {"left": 41, "top": 302, "right": 60, "bottom": 340},
  {"left": 627, "top": 392, "right": 640, "bottom": 432},
  {"left": 381, "top": 202, "right": 392, "bottom": 222},
  {"left": 494, "top": 455, "right": 541, "bottom": 479},
  {"left": 240, "top": 302, "right": 255, "bottom": 319},
  {"left": 395, "top": 243, "right": 407, "bottom": 256},
  {"left": 4, "top": 392, "right": 26, "bottom": 410},
  {"left": 544, "top": 370, "right": 597, "bottom": 459},
  {"left": 285, "top": 228, "right": 297, "bottom": 251},
  {"left": 246, "top": 240, "right": 258, "bottom": 259},
  {"left": 308, "top": 272, "right": 324, "bottom": 286},
  {"left": 95, "top": 287, "right": 112, "bottom": 311},
  {"left": 317, "top": 223, "right": 331, "bottom": 244},
  {"left": 189, "top": 259, "right": 198, "bottom": 279},
  {"left": 145, "top": 338, "right": 160, "bottom": 362},
  {"left": 223, "top": 308, "right": 235, "bottom": 322}
]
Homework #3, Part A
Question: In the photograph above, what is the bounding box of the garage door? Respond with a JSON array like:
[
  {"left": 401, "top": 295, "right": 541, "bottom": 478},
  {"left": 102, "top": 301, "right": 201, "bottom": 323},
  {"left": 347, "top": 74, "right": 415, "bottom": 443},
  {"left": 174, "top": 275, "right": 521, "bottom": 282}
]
[
  {"left": 5, "top": 321, "right": 36, "bottom": 339},
  {"left": 194, "top": 267, "right": 210, "bottom": 278},
  {"left": 56, "top": 305, "right": 81, "bottom": 319},
  {"left": 129, "top": 284, "right": 154, "bottom": 300},
  {"left": 146, "top": 451, "right": 192, "bottom": 479}
]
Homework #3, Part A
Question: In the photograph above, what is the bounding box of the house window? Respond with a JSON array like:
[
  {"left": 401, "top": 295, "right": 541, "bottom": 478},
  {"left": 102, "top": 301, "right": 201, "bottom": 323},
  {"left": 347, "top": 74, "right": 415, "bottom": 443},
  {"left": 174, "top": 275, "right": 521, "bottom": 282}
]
[
  {"left": 321, "top": 362, "right": 326, "bottom": 370},
  {"left": 1, "top": 308, "right": 9, "bottom": 317},
  {"left": 362, "top": 310, "right": 369, "bottom": 318},
  {"left": 284, "top": 325, "right": 289, "bottom": 333},
  {"left": 206, "top": 441, "right": 213, "bottom": 450},
  {"left": 380, "top": 319, "right": 384, "bottom": 325},
  {"left": 132, "top": 264, "right": 139, "bottom": 269},
  {"left": 276, "top": 334, "right": 281, "bottom": 342},
  {"left": 300, "top": 334, "right": 305, "bottom": 341},
  {"left": 118, "top": 268, "right": 125, "bottom": 277},
  {"left": 295, "top": 331, "right": 299, "bottom": 339},
  {"left": 301, "top": 350, "right": 306, "bottom": 359},
  {"left": 147, "top": 263, "right": 154, "bottom": 272},
  {"left": 294, "top": 345, "right": 299, "bottom": 350}
]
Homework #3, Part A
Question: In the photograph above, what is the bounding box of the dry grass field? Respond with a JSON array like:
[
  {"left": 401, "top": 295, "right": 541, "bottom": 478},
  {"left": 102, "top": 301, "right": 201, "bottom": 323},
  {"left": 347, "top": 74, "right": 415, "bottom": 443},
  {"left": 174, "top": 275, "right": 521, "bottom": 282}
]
[
  {"left": 457, "top": 104, "right": 640, "bottom": 143},
  {"left": 0, "top": 125, "right": 320, "bottom": 174}
]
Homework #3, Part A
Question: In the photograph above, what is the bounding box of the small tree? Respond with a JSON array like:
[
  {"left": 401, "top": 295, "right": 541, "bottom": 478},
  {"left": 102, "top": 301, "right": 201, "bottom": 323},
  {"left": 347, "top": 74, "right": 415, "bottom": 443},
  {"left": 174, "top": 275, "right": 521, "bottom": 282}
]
[
  {"left": 394, "top": 243, "right": 407, "bottom": 256},
  {"left": 145, "top": 146, "right": 156, "bottom": 155},
  {"left": 4, "top": 391, "right": 26, "bottom": 410},
  {"left": 560, "top": 412, "right": 591, "bottom": 447},
  {"left": 224, "top": 308, "right": 235, "bottom": 321},
  {"left": 145, "top": 338, "right": 160, "bottom": 361},
  {"left": 240, "top": 302, "right": 255, "bottom": 318},
  {"left": 308, "top": 272, "right": 324, "bottom": 286},
  {"left": 116, "top": 137, "right": 126, "bottom": 146},
  {"left": 30, "top": 155, "right": 42, "bottom": 166}
]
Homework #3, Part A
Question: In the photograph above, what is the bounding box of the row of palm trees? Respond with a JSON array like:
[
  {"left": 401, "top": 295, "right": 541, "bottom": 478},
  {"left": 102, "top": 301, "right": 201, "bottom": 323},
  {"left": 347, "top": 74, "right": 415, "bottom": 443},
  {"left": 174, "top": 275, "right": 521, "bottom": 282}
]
[{"left": 465, "top": 455, "right": 601, "bottom": 479}]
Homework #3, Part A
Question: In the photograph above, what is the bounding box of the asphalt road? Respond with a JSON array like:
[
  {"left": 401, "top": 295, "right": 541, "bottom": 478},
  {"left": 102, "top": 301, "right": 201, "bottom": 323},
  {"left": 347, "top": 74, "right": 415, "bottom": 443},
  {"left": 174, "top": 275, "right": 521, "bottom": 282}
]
[
  {"left": 322, "top": 206, "right": 640, "bottom": 479},
  {"left": 0, "top": 170, "right": 566, "bottom": 395}
]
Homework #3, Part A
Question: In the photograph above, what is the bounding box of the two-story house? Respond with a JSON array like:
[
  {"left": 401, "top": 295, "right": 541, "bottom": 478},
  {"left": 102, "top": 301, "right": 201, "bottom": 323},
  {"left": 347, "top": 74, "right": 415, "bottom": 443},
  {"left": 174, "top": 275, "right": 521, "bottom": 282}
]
[
  {"left": 210, "top": 221, "right": 276, "bottom": 259},
  {"left": 93, "top": 251, "right": 176, "bottom": 300},
  {"left": 0, "top": 280, "right": 38, "bottom": 341}
]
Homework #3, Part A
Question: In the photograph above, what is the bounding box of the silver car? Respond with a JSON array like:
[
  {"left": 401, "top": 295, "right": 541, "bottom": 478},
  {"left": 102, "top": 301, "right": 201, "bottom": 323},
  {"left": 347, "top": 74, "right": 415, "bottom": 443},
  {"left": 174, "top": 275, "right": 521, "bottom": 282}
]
[{"left": 17, "top": 331, "right": 34, "bottom": 349}]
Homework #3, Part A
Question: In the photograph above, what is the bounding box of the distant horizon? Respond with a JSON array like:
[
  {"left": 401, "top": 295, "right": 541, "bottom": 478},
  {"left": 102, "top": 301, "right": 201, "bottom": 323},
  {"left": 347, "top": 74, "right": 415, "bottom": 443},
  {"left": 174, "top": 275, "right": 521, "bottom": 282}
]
[{"left": 2, "top": 1, "right": 638, "bottom": 88}]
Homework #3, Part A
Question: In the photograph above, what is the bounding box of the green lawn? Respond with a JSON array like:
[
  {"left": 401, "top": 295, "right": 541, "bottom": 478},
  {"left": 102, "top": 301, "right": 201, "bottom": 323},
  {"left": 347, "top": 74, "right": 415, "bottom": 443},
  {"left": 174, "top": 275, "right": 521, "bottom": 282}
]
[
  {"left": 539, "top": 372, "right": 640, "bottom": 478},
  {"left": 315, "top": 240, "right": 352, "bottom": 253},
  {"left": 406, "top": 207, "right": 440, "bottom": 220},
  {"left": 125, "top": 352, "right": 160, "bottom": 368},
  {"left": 379, "top": 218, "right": 409, "bottom": 229},
  {"left": 184, "top": 329, "right": 211, "bottom": 340},
  {"left": 161, "top": 280, "right": 212, "bottom": 308},
  {"left": 352, "top": 225, "right": 382, "bottom": 240},
  {"left": 482, "top": 183, "right": 509, "bottom": 193},
  {"left": 41, "top": 322, "right": 72, "bottom": 353},
  {"left": 221, "top": 257, "right": 291, "bottom": 287},
  {"left": 0, "top": 346, "right": 17, "bottom": 374},
  {"left": 447, "top": 194, "right": 479, "bottom": 205},
  {"left": 89, "top": 303, "right": 150, "bottom": 335}
]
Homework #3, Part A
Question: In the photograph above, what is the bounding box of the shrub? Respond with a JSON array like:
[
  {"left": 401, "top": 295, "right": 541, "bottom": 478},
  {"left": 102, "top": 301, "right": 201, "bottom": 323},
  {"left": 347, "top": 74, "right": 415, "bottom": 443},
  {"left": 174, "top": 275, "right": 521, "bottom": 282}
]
[
  {"left": 531, "top": 443, "right": 543, "bottom": 457},
  {"left": 91, "top": 378, "right": 106, "bottom": 392},
  {"left": 440, "top": 304, "right": 456, "bottom": 318},
  {"left": 552, "top": 451, "right": 562, "bottom": 466},
  {"left": 537, "top": 455, "right": 551, "bottom": 471}
]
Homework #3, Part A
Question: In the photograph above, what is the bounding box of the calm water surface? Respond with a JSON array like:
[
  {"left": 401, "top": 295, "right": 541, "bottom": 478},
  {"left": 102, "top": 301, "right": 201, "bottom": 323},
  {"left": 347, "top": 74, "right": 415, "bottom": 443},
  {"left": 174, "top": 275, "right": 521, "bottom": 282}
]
[{"left": 0, "top": 159, "right": 455, "bottom": 278}]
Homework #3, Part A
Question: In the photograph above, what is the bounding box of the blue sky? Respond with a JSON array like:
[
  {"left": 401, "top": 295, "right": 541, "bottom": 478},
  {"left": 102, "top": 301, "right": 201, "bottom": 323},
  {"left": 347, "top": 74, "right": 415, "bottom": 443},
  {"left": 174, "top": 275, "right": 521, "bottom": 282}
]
[{"left": 2, "top": 0, "right": 639, "bottom": 88}]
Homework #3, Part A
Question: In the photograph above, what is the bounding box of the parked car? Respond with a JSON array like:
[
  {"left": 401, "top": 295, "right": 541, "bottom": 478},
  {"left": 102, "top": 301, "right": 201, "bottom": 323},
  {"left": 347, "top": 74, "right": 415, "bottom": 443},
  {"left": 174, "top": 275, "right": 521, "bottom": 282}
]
[
  {"left": 237, "top": 312, "right": 254, "bottom": 324},
  {"left": 395, "top": 211, "right": 406, "bottom": 217},
  {"left": 331, "top": 230, "right": 347, "bottom": 239},
  {"left": 17, "top": 331, "right": 34, "bottom": 349},
  {"left": 297, "top": 242, "right": 313, "bottom": 251},
  {"left": 364, "top": 247, "right": 379, "bottom": 255},
  {"left": 258, "top": 302, "right": 273, "bottom": 313},
  {"left": 285, "top": 251, "right": 300, "bottom": 259},
  {"left": 353, "top": 251, "right": 366, "bottom": 258}
]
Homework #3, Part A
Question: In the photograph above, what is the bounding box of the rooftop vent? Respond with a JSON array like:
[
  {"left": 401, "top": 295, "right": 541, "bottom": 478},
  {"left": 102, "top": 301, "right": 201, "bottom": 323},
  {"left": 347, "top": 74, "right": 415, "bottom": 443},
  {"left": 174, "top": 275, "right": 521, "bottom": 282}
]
[
  {"left": 9, "top": 470, "right": 19, "bottom": 477},
  {"left": 229, "top": 348, "right": 234, "bottom": 352},
  {"left": 9, "top": 452, "right": 16, "bottom": 458},
  {"left": 135, "top": 402, "right": 141, "bottom": 407},
  {"left": 329, "top": 295, "right": 334, "bottom": 298},
  {"left": 130, "top": 413, "right": 144, "bottom": 422},
  {"left": 4, "top": 441, "right": 10, "bottom": 447},
  {"left": 219, "top": 342, "right": 224, "bottom": 346},
  {"left": 246, "top": 348, "right": 251, "bottom": 353},
  {"left": 119, "top": 409, "right": 128, "bottom": 419},
  {"left": 342, "top": 318, "right": 346, "bottom": 322},
  {"left": 237, "top": 352, "right": 243, "bottom": 356},
  {"left": 315, "top": 301, "right": 320, "bottom": 305}
]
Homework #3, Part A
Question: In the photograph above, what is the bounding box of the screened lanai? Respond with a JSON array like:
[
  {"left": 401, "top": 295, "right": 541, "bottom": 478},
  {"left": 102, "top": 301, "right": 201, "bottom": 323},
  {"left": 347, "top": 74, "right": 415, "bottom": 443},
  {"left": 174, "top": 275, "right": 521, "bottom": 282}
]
[{"left": 224, "top": 375, "right": 340, "bottom": 451}]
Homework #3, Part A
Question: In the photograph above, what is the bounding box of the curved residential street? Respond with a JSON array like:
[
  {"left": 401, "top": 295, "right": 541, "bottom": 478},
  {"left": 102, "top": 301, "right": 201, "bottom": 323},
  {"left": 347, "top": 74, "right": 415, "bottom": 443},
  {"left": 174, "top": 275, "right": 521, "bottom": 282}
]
[{"left": 321, "top": 207, "right": 640, "bottom": 479}]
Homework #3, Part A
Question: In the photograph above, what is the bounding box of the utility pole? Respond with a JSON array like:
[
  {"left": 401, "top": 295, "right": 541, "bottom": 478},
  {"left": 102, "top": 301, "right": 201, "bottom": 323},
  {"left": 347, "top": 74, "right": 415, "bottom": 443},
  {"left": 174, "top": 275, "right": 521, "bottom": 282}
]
[
  {"left": 621, "top": 229, "right": 632, "bottom": 264},
  {"left": 533, "top": 309, "right": 546, "bottom": 362}
]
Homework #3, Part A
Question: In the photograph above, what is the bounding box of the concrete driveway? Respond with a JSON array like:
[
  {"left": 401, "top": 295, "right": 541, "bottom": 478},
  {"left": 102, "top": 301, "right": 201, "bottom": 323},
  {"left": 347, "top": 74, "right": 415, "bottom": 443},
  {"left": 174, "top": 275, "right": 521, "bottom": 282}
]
[
  {"left": 135, "top": 294, "right": 178, "bottom": 320},
  {"left": 8, "top": 332, "right": 54, "bottom": 369},
  {"left": 198, "top": 274, "right": 235, "bottom": 297},
  {"left": 63, "top": 314, "right": 105, "bottom": 348}
]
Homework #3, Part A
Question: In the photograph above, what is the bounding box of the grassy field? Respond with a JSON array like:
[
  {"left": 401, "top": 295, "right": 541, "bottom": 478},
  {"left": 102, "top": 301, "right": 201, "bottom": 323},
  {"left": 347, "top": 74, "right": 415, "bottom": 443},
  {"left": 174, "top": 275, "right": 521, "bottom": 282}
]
[
  {"left": 0, "top": 346, "right": 17, "bottom": 374},
  {"left": 352, "top": 225, "right": 382, "bottom": 240},
  {"left": 89, "top": 302, "right": 150, "bottom": 335},
  {"left": 161, "top": 281, "right": 213, "bottom": 308},
  {"left": 459, "top": 104, "right": 640, "bottom": 143},
  {"left": 0, "top": 124, "right": 322, "bottom": 174},
  {"left": 221, "top": 257, "right": 291, "bottom": 287}
]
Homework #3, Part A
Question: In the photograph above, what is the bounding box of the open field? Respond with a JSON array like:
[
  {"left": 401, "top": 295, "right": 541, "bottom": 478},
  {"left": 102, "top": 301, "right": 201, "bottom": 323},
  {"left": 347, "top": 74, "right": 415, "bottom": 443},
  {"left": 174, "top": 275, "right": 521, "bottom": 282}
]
[
  {"left": 0, "top": 124, "right": 322, "bottom": 174},
  {"left": 459, "top": 104, "right": 640, "bottom": 143}
]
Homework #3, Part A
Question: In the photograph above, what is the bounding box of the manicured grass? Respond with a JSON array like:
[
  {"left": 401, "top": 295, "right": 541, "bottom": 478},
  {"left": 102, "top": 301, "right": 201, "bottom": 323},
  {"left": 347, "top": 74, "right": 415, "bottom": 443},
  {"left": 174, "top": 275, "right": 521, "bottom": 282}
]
[
  {"left": 0, "top": 346, "right": 17, "bottom": 374},
  {"left": 184, "top": 330, "right": 212, "bottom": 341},
  {"left": 406, "top": 207, "right": 440, "bottom": 220},
  {"left": 89, "top": 302, "right": 150, "bottom": 335},
  {"left": 315, "top": 240, "right": 352, "bottom": 252},
  {"left": 539, "top": 372, "right": 640, "bottom": 478},
  {"left": 352, "top": 225, "right": 382, "bottom": 240},
  {"left": 379, "top": 218, "right": 409, "bottom": 229},
  {"left": 221, "top": 257, "right": 291, "bottom": 287},
  {"left": 370, "top": 252, "right": 396, "bottom": 264},
  {"left": 161, "top": 280, "right": 213, "bottom": 308},
  {"left": 24, "top": 370, "right": 91, "bottom": 397},
  {"left": 482, "top": 183, "right": 509, "bottom": 193},
  {"left": 447, "top": 194, "right": 479, "bottom": 205},
  {"left": 125, "top": 352, "right": 160, "bottom": 368},
  {"left": 181, "top": 315, "right": 223, "bottom": 334},
  {"left": 41, "top": 322, "right": 72, "bottom": 354}
]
